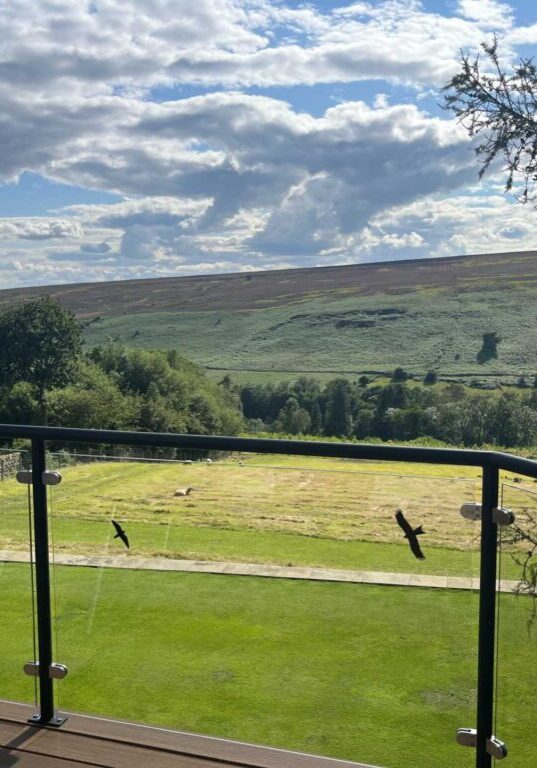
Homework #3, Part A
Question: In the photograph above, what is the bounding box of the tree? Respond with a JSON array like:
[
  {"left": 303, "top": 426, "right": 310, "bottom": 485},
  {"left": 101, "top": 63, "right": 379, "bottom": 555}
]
[
  {"left": 423, "top": 370, "right": 438, "bottom": 385},
  {"left": 391, "top": 367, "right": 408, "bottom": 382},
  {"left": 0, "top": 297, "right": 83, "bottom": 423},
  {"left": 443, "top": 38, "right": 537, "bottom": 202},
  {"left": 477, "top": 332, "right": 500, "bottom": 364},
  {"left": 275, "top": 397, "right": 311, "bottom": 435},
  {"left": 324, "top": 379, "right": 353, "bottom": 437}
]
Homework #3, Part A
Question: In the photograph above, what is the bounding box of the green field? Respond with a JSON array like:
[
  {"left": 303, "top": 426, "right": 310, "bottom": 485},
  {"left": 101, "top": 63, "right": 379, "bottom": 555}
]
[
  {"left": 0, "top": 563, "right": 534, "bottom": 768},
  {"left": 83, "top": 285, "right": 537, "bottom": 384},
  {"left": 0, "top": 454, "right": 533, "bottom": 579}
]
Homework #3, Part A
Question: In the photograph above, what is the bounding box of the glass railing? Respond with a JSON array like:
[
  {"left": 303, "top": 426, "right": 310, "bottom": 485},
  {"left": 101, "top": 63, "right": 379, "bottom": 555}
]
[
  {"left": 0, "top": 447, "right": 37, "bottom": 706},
  {"left": 0, "top": 425, "right": 534, "bottom": 768},
  {"left": 495, "top": 479, "right": 537, "bottom": 768},
  {"left": 43, "top": 448, "right": 485, "bottom": 767}
]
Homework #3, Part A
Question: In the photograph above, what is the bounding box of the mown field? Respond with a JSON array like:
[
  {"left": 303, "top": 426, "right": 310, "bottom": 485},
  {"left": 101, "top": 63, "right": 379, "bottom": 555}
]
[
  {"left": 0, "top": 563, "right": 534, "bottom": 768},
  {"left": 0, "top": 454, "right": 533, "bottom": 578}
]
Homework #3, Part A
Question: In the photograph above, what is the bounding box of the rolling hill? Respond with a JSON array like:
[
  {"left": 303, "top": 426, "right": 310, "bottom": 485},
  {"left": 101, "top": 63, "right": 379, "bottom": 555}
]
[{"left": 2, "top": 249, "right": 537, "bottom": 384}]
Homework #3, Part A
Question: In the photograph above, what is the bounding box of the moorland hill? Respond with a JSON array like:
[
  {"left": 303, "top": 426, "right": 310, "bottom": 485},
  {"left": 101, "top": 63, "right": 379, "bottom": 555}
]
[{"left": 2, "top": 250, "right": 537, "bottom": 383}]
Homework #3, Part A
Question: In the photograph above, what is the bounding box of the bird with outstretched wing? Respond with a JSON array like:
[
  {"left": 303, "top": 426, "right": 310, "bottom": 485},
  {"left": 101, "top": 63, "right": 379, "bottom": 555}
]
[
  {"left": 111, "top": 519, "right": 129, "bottom": 549},
  {"left": 395, "top": 509, "right": 425, "bottom": 560}
]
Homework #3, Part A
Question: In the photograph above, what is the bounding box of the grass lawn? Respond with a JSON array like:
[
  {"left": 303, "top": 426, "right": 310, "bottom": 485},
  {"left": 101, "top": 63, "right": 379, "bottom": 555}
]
[
  {"left": 0, "top": 454, "right": 532, "bottom": 579},
  {"left": 0, "top": 563, "right": 534, "bottom": 768}
]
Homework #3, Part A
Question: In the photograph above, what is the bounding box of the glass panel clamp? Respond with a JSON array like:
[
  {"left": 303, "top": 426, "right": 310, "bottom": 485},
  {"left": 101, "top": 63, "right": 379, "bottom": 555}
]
[
  {"left": 459, "top": 502, "right": 515, "bottom": 525},
  {"left": 456, "top": 728, "right": 507, "bottom": 759},
  {"left": 24, "top": 661, "right": 68, "bottom": 679},
  {"left": 42, "top": 471, "right": 62, "bottom": 486},
  {"left": 16, "top": 470, "right": 62, "bottom": 486}
]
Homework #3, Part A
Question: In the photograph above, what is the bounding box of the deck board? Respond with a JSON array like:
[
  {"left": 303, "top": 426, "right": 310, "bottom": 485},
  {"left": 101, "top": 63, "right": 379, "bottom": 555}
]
[{"left": 0, "top": 701, "right": 378, "bottom": 768}]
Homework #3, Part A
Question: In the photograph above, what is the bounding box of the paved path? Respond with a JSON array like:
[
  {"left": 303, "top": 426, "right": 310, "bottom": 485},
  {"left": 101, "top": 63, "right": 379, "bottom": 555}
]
[{"left": 0, "top": 549, "right": 520, "bottom": 593}]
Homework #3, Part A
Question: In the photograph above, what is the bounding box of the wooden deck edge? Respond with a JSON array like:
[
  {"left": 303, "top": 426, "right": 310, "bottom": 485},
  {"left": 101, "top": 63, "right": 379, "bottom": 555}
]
[{"left": 0, "top": 700, "right": 380, "bottom": 768}]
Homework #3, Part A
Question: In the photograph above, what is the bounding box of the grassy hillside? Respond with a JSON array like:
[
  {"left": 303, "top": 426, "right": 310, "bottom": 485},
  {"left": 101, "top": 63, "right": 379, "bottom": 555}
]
[
  {"left": 80, "top": 285, "right": 537, "bottom": 381},
  {"left": 3, "top": 250, "right": 537, "bottom": 382}
]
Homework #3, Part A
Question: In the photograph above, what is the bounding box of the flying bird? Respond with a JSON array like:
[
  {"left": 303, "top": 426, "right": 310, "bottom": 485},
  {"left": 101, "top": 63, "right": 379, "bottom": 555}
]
[
  {"left": 111, "top": 519, "right": 129, "bottom": 549},
  {"left": 395, "top": 509, "right": 425, "bottom": 560}
]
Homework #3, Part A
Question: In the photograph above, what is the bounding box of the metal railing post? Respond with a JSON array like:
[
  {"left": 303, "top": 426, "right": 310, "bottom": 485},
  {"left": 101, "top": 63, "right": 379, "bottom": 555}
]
[
  {"left": 476, "top": 464, "right": 499, "bottom": 768},
  {"left": 30, "top": 437, "right": 63, "bottom": 726}
]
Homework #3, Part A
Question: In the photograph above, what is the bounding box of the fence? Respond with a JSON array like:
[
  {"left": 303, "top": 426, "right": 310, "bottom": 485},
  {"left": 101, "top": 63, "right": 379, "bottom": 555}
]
[{"left": 0, "top": 423, "right": 536, "bottom": 768}]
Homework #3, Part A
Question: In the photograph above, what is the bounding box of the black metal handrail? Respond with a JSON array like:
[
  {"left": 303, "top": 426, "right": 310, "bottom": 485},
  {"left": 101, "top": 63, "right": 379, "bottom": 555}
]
[
  {"left": 2, "top": 423, "right": 537, "bottom": 475},
  {"left": 3, "top": 423, "right": 536, "bottom": 768}
]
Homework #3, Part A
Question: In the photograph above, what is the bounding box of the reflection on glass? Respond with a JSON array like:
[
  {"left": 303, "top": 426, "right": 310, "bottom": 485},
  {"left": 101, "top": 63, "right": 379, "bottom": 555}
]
[
  {"left": 47, "top": 447, "right": 482, "bottom": 768},
  {"left": 0, "top": 447, "right": 37, "bottom": 706},
  {"left": 495, "top": 480, "right": 537, "bottom": 767}
]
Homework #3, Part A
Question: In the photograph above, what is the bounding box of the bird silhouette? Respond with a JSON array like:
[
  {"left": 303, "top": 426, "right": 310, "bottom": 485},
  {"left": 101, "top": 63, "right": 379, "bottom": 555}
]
[
  {"left": 395, "top": 509, "right": 425, "bottom": 560},
  {"left": 111, "top": 519, "right": 129, "bottom": 549}
]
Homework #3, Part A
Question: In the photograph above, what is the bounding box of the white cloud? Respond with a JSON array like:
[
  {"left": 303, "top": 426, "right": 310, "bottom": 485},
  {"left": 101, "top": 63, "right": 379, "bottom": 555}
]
[
  {"left": 0, "top": 0, "right": 534, "bottom": 286},
  {"left": 0, "top": 218, "right": 83, "bottom": 240},
  {"left": 0, "top": 0, "right": 525, "bottom": 97},
  {"left": 456, "top": 1, "right": 513, "bottom": 29},
  {"left": 40, "top": 94, "right": 471, "bottom": 263}
]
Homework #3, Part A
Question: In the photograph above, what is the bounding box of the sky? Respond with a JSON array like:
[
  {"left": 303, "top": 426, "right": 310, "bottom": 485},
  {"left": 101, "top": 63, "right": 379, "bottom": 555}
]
[{"left": 1, "top": 0, "right": 537, "bottom": 288}]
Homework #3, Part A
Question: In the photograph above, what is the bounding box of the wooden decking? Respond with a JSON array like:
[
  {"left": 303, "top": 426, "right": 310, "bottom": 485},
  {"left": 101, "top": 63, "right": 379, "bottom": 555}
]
[{"left": 0, "top": 700, "right": 378, "bottom": 768}]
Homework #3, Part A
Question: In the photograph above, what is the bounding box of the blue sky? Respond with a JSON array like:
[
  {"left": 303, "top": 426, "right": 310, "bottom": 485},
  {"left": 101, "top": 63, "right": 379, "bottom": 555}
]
[{"left": 1, "top": 0, "right": 536, "bottom": 287}]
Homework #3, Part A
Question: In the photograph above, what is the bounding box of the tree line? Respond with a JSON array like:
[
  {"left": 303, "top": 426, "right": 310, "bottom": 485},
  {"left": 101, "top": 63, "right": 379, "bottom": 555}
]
[{"left": 238, "top": 375, "right": 537, "bottom": 448}]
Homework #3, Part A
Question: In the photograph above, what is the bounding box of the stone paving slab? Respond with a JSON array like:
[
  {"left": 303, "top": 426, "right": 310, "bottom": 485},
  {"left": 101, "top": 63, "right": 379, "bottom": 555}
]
[{"left": 0, "top": 549, "right": 522, "bottom": 593}]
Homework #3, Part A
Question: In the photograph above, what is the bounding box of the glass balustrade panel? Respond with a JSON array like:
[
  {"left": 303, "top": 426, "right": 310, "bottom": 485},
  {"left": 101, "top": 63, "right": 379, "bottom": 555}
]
[
  {"left": 0, "top": 446, "right": 37, "bottom": 706},
  {"left": 47, "top": 445, "right": 481, "bottom": 768},
  {"left": 495, "top": 478, "right": 537, "bottom": 768}
]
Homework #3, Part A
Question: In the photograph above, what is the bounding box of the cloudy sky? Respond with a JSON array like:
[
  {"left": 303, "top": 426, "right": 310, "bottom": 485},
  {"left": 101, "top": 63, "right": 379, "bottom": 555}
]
[{"left": 1, "top": 0, "right": 537, "bottom": 287}]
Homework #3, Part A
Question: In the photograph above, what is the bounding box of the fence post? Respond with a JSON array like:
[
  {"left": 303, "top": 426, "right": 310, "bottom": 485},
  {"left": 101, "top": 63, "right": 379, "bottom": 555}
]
[
  {"left": 475, "top": 463, "right": 499, "bottom": 768},
  {"left": 30, "top": 437, "right": 64, "bottom": 726}
]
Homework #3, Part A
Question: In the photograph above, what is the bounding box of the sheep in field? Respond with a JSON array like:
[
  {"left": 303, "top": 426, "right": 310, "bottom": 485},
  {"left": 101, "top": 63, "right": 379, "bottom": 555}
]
[{"left": 174, "top": 486, "right": 194, "bottom": 497}]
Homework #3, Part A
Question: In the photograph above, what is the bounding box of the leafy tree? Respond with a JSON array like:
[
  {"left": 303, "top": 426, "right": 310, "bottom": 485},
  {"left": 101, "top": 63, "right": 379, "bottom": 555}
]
[
  {"left": 47, "top": 360, "right": 139, "bottom": 431},
  {"left": 275, "top": 397, "right": 311, "bottom": 435},
  {"left": 492, "top": 395, "right": 537, "bottom": 447},
  {"left": 376, "top": 383, "right": 409, "bottom": 410},
  {"left": 443, "top": 38, "right": 537, "bottom": 202},
  {"left": 423, "top": 370, "right": 438, "bottom": 385},
  {"left": 353, "top": 407, "right": 375, "bottom": 439},
  {"left": 0, "top": 297, "right": 82, "bottom": 423},
  {"left": 391, "top": 367, "right": 408, "bottom": 382},
  {"left": 324, "top": 379, "right": 353, "bottom": 437},
  {"left": 358, "top": 375, "right": 369, "bottom": 387},
  {"left": 438, "top": 397, "right": 496, "bottom": 446},
  {"left": 310, "top": 401, "right": 323, "bottom": 434},
  {"left": 0, "top": 382, "right": 39, "bottom": 425}
]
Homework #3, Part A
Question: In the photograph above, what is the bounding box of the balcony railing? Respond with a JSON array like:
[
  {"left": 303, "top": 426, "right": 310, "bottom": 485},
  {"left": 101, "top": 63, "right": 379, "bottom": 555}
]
[{"left": 0, "top": 423, "right": 536, "bottom": 768}]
